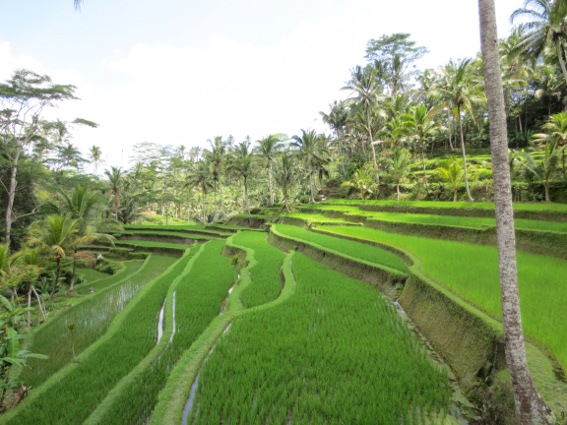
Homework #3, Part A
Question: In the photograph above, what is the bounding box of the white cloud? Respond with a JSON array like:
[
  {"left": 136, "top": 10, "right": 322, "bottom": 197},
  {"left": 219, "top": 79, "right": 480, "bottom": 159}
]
[
  {"left": 1, "top": 0, "right": 521, "bottom": 171},
  {"left": 0, "top": 42, "right": 44, "bottom": 80}
]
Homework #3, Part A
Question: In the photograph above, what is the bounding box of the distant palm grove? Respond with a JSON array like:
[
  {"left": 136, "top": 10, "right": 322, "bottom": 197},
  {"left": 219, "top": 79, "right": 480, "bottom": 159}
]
[{"left": 1, "top": 0, "right": 567, "bottom": 412}]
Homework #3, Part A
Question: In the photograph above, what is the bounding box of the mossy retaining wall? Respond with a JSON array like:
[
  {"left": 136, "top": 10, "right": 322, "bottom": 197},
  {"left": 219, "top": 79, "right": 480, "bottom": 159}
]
[{"left": 398, "top": 273, "right": 506, "bottom": 388}]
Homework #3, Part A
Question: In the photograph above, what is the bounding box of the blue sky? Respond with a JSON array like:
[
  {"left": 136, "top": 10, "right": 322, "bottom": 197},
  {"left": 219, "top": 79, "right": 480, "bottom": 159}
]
[{"left": 1, "top": 0, "right": 521, "bottom": 170}]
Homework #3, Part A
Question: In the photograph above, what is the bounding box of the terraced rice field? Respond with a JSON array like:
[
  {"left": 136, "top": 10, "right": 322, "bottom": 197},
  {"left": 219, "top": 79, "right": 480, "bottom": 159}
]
[
  {"left": 230, "top": 231, "right": 285, "bottom": 308},
  {"left": 7, "top": 204, "right": 567, "bottom": 424},
  {"left": 312, "top": 224, "right": 567, "bottom": 370},
  {"left": 20, "top": 255, "right": 177, "bottom": 388},
  {"left": 311, "top": 204, "right": 567, "bottom": 233},
  {"left": 188, "top": 253, "right": 450, "bottom": 424}
]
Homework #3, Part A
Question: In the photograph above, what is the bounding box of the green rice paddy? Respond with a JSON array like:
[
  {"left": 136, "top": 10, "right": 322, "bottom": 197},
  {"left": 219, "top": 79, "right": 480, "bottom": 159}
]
[
  {"left": 5, "top": 250, "right": 196, "bottom": 424},
  {"left": 316, "top": 224, "right": 567, "bottom": 370},
  {"left": 86, "top": 240, "right": 235, "bottom": 424},
  {"left": 230, "top": 231, "right": 285, "bottom": 308},
  {"left": 272, "top": 224, "right": 409, "bottom": 274},
  {"left": 20, "top": 255, "right": 176, "bottom": 388},
  {"left": 7, "top": 199, "right": 567, "bottom": 424},
  {"left": 314, "top": 204, "right": 567, "bottom": 233},
  {"left": 115, "top": 239, "right": 192, "bottom": 250},
  {"left": 326, "top": 199, "right": 567, "bottom": 214},
  {"left": 189, "top": 253, "right": 450, "bottom": 424}
]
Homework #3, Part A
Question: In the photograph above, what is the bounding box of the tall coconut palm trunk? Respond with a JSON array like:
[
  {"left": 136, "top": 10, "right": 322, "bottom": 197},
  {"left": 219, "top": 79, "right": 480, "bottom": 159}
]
[
  {"left": 243, "top": 176, "right": 249, "bottom": 214},
  {"left": 458, "top": 109, "right": 474, "bottom": 201},
  {"left": 421, "top": 149, "right": 428, "bottom": 185},
  {"left": 556, "top": 40, "right": 567, "bottom": 87},
  {"left": 479, "top": 1, "right": 553, "bottom": 423},
  {"left": 367, "top": 109, "right": 380, "bottom": 184},
  {"left": 268, "top": 161, "right": 275, "bottom": 206},
  {"left": 309, "top": 172, "right": 316, "bottom": 203},
  {"left": 5, "top": 165, "right": 18, "bottom": 247}
]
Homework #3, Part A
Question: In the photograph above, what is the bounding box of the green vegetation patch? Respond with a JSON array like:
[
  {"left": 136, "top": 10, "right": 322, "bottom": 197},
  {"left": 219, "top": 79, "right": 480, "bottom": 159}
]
[
  {"left": 316, "top": 204, "right": 567, "bottom": 233},
  {"left": 20, "top": 256, "right": 175, "bottom": 388},
  {"left": 317, "top": 225, "right": 567, "bottom": 371},
  {"left": 4, "top": 250, "right": 196, "bottom": 425},
  {"left": 115, "top": 239, "right": 191, "bottom": 251},
  {"left": 230, "top": 231, "right": 285, "bottom": 308},
  {"left": 273, "top": 224, "right": 408, "bottom": 274},
  {"left": 324, "top": 199, "right": 567, "bottom": 221},
  {"left": 189, "top": 253, "right": 450, "bottom": 424},
  {"left": 85, "top": 240, "right": 235, "bottom": 424},
  {"left": 284, "top": 212, "right": 361, "bottom": 226},
  {"left": 118, "top": 229, "right": 215, "bottom": 240},
  {"left": 125, "top": 225, "right": 232, "bottom": 238}
]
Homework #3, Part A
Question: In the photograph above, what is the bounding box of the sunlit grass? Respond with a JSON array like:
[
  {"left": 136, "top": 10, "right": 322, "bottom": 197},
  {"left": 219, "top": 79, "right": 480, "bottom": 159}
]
[
  {"left": 273, "top": 224, "right": 408, "bottom": 274},
  {"left": 189, "top": 253, "right": 450, "bottom": 424},
  {"left": 317, "top": 225, "right": 567, "bottom": 370},
  {"left": 20, "top": 256, "right": 176, "bottom": 388},
  {"left": 231, "top": 231, "right": 285, "bottom": 308},
  {"left": 7, "top": 250, "right": 197, "bottom": 425}
]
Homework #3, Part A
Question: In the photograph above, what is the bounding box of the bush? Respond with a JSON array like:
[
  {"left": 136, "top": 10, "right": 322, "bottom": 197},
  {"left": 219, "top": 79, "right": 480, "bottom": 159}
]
[{"left": 94, "top": 258, "right": 122, "bottom": 275}]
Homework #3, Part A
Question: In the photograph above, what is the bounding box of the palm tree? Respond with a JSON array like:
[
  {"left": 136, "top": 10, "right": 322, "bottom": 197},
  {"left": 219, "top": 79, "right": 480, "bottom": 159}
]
[
  {"left": 274, "top": 152, "right": 295, "bottom": 212},
  {"left": 499, "top": 28, "right": 533, "bottom": 134},
  {"left": 227, "top": 140, "right": 254, "bottom": 213},
  {"left": 533, "top": 111, "right": 567, "bottom": 175},
  {"left": 342, "top": 65, "right": 386, "bottom": 178},
  {"left": 204, "top": 136, "right": 229, "bottom": 216},
  {"left": 388, "top": 148, "right": 411, "bottom": 201},
  {"left": 186, "top": 160, "right": 213, "bottom": 223},
  {"left": 256, "top": 134, "right": 284, "bottom": 206},
  {"left": 59, "top": 186, "right": 113, "bottom": 290},
  {"left": 435, "top": 58, "right": 481, "bottom": 201},
  {"left": 88, "top": 145, "right": 103, "bottom": 176},
  {"left": 319, "top": 101, "right": 349, "bottom": 138},
  {"left": 26, "top": 214, "right": 80, "bottom": 297},
  {"left": 104, "top": 167, "right": 122, "bottom": 221},
  {"left": 479, "top": 2, "right": 553, "bottom": 422},
  {"left": 437, "top": 157, "right": 464, "bottom": 202},
  {"left": 291, "top": 129, "right": 330, "bottom": 203},
  {"left": 402, "top": 104, "right": 442, "bottom": 184},
  {"left": 340, "top": 165, "right": 376, "bottom": 200},
  {"left": 379, "top": 95, "right": 412, "bottom": 149},
  {"left": 0, "top": 244, "right": 28, "bottom": 301},
  {"left": 511, "top": 0, "right": 567, "bottom": 85},
  {"left": 522, "top": 143, "right": 560, "bottom": 201}
]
